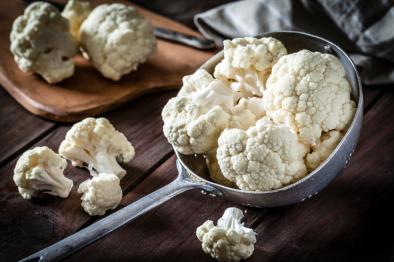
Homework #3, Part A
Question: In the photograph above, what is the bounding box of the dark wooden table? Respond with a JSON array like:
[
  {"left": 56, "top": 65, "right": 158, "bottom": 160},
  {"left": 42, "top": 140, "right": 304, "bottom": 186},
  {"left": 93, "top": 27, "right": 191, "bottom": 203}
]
[{"left": 1, "top": 2, "right": 394, "bottom": 262}]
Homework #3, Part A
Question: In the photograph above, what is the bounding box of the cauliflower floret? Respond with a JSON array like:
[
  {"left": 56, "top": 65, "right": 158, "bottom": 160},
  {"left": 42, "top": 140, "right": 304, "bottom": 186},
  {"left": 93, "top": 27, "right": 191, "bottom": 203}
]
[
  {"left": 59, "top": 117, "right": 135, "bottom": 179},
  {"left": 214, "top": 37, "right": 287, "bottom": 97},
  {"left": 62, "top": 0, "right": 92, "bottom": 41},
  {"left": 78, "top": 173, "right": 122, "bottom": 216},
  {"left": 10, "top": 2, "right": 78, "bottom": 83},
  {"left": 162, "top": 97, "right": 230, "bottom": 155},
  {"left": 196, "top": 207, "right": 257, "bottom": 262},
  {"left": 306, "top": 130, "right": 343, "bottom": 170},
  {"left": 229, "top": 97, "right": 265, "bottom": 129},
  {"left": 162, "top": 69, "right": 233, "bottom": 154},
  {"left": 13, "top": 146, "right": 73, "bottom": 199},
  {"left": 263, "top": 49, "right": 356, "bottom": 146},
  {"left": 162, "top": 69, "right": 265, "bottom": 155},
  {"left": 80, "top": 3, "right": 156, "bottom": 80},
  {"left": 178, "top": 69, "right": 237, "bottom": 111},
  {"left": 206, "top": 150, "right": 235, "bottom": 187},
  {"left": 217, "top": 117, "right": 307, "bottom": 191}
]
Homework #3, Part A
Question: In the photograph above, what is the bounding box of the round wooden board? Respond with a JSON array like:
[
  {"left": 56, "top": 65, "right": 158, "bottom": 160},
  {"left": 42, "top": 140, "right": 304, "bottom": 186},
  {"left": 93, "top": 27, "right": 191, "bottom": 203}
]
[{"left": 0, "top": 0, "right": 215, "bottom": 122}]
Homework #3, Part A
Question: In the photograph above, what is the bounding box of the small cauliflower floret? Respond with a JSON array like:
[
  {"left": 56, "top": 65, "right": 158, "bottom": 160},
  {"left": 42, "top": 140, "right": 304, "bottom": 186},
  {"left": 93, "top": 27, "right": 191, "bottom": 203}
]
[
  {"left": 214, "top": 37, "right": 287, "bottom": 97},
  {"left": 178, "top": 69, "right": 223, "bottom": 97},
  {"left": 196, "top": 207, "right": 256, "bottom": 262},
  {"left": 217, "top": 117, "right": 307, "bottom": 191},
  {"left": 178, "top": 69, "right": 237, "bottom": 111},
  {"left": 59, "top": 117, "right": 135, "bottom": 179},
  {"left": 162, "top": 69, "right": 234, "bottom": 154},
  {"left": 78, "top": 173, "right": 122, "bottom": 216},
  {"left": 162, "top": 69, "right": 265, "bottom": 155},
  {"left": 263, "top": 49, "right": 356, "bottom": 146},
  {"left": 80, "top": 3, "right": 156, "bottom": 80},
  {"left": 62, "top": 0, "right": 92, "bottom": 41},
  {"left": 162, "top": 97, "right": 230, "bottom": 155},
  {"left": 306, "top": 130, "right": 343, "bottom": 171},
  {"left": 206, "top": 150, "right": 235, "bottom": 187},
  {"left": 13, "top": 146, "right": 73, "bottom": 199},
  {"left": 10, "top": 2, "right": 78, "bottom": 83},
  {"left": 229, "top": 97, "right": 265, "bottom": 129}
]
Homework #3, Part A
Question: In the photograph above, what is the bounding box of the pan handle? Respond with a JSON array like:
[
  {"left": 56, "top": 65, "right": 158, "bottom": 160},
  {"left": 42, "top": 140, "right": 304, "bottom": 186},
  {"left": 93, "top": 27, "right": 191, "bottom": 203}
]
[{"left": 19, "top": 161, "right": 221, "bottom": 262}]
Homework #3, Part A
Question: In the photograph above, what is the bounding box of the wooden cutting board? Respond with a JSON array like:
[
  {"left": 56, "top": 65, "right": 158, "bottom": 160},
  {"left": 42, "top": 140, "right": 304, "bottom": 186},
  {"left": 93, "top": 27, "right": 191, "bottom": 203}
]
[{"left": 0, "top": 0, "right": 215, "bottom": 122}]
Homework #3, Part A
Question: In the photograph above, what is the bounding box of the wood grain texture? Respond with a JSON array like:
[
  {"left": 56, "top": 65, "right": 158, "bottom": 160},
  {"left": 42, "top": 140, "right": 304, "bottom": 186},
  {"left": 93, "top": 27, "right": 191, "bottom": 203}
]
[
  {"left": 0, "top": 91, "right": 175, "bottom": 261},
  {"left": 0, "top": 88, "right": 55, "bottom": 165},
  {"left": 0, "top": 1, "right": 391, "bottom": 260},
  {"left": 0, "top": 0, "right": 214, "bottom": 122}
]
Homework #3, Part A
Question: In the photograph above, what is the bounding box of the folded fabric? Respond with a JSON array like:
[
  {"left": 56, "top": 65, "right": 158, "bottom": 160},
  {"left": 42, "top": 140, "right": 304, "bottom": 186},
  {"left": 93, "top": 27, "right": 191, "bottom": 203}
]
[{"left": 194, "top": 0, "right": 394, "bottom": 85}]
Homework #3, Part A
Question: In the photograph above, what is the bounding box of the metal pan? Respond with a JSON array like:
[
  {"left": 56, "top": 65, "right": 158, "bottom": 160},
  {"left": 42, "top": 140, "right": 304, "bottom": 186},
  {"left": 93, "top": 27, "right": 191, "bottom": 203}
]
[{"left": 21, "top": 31, "right": 363, "bottom": 262}]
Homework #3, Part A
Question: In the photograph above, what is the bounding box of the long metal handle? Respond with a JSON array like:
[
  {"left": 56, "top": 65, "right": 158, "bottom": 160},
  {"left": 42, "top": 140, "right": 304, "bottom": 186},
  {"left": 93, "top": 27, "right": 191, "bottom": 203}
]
[
  {"left": 20, "top": 161, "right": 220, "bottom": 262},
  {"left": 153, "top": 27, "right": 216, "bottom": 50}
]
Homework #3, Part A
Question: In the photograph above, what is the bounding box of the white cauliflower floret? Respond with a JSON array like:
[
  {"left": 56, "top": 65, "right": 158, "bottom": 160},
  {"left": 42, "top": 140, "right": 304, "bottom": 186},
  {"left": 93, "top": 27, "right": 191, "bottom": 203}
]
[
  {"left": 162, "top": 69, "right": 233, "bottom": 154},
  {"left": 59, "top": 117, "right": 135, "bottom": 179},
  {"left": 214, "top": 37, "right": 287, "bottom": 97},
  {"left": 62, "top": 0, "right": 92, "bottom": 41},
  {"left": 162, "top": 69, "right": 265, "bottom": 155},
  {"left": 217, "top": 117, "right": 307, "bottom": 191},
  {"left": 263, "top": 49, "right": 356, "bottom": 146},
  {"left": 78, "top": 173, "right": 122, "bottom": 216},
  {"left": 13, "top": 146, "right": 73, "bottom": 199},
  {"left": 10, "top": 2, "right": 78, "bottom": 83},
  {"left": 162, "top": 97, "right": 230, "bottom": 155},
  {"left": 196, "top": 207, "right": 256, "bottom": 262},
  {"left": 178, "top": 69, "right": 222, "bottom": 97},
  {"left": 306, "top": 130, "right": 343, "bottom": 170},
  {"left": 80, "top": 3, "right": 156, "bottom": 80},
  {"left": 229, "top": 97, "right": 265, "bottom": 129},
  {"left": 178, "top": 69, "right": 237, "bottom": 111}
]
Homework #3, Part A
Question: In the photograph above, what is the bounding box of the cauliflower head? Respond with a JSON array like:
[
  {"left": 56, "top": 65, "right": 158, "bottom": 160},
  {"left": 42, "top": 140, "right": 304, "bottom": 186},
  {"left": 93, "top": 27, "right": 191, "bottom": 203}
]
[
  {"left": 306, "top": 130, "right": 343, "bottom": 171},
  {"left": 10, "top": 2, "right": 78, "bottom": 83},
  {"left": 214, "top": 37, "right": 287, "bottom": 97},
  {"left": 217, "top": 117, "right": 307, "bottom": 191},
  {"left": 263, "top": 49, "right": 356, "bottom": 145},
  {"left": 162, "top": 69, "right": 265, "bottom": 155},
  {"left": 80, "top": 3, "right": 156, "bottom": 80},
  {"left": 196, "top": 207, "right": 256, "bottom": 262},
  {"left": 59, "top": 117, "right": 135, "bottom": 179},
  {"left": 13, "top": 146, "right": 73, "bottom": 199},
  {"left": 62, "top": 0, "right": 92, "bottom": 41},
  {"left": 78, "top": 173, "right": 122, "bottom": 216}
]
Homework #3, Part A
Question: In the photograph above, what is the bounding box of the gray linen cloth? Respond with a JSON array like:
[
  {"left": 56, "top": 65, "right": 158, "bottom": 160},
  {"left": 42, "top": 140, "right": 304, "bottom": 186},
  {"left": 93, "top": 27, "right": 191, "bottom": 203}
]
[{"left": 194, "top": 0, "right": 394, "bottom": 85}]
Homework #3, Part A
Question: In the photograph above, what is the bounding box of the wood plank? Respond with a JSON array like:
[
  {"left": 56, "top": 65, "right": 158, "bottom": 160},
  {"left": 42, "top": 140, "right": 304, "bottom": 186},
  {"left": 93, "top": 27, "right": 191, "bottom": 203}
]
[
  {"left": 363, "top": 86, "right": 382, "bottom": 109},
  {"left": 0, "top": 88, "right": 55, "bottom": 165},
  {"left": 247, "top": 93, "right": 394, "bottom": 262},
  {"left": 66, "top": 155, "right": 264, "bottom": 262},
  {"left": 0, "top": 91, "right": 175, "bottom": 261}
]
